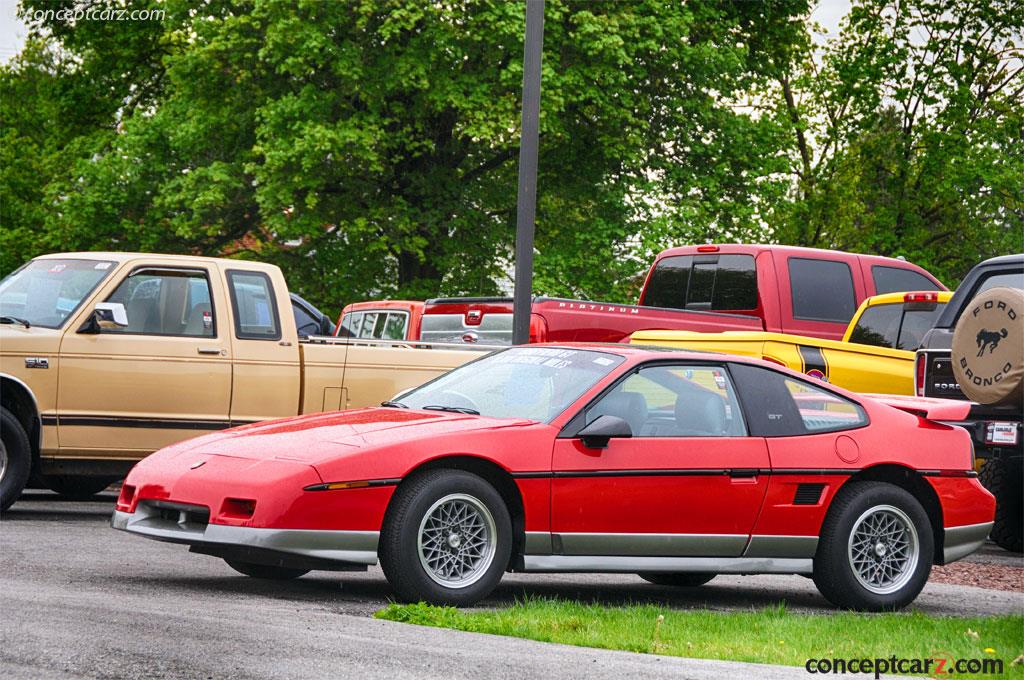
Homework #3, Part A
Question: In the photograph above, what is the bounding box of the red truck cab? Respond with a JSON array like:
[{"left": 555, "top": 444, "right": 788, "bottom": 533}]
[
  {"left": 335, "top": 300, "right": 424, "bottom": 341},
  {"left": 421, "top": 244, "right": 945, "bottom": 345}
]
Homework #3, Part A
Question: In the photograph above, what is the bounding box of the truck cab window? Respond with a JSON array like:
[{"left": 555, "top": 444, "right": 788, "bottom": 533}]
[
  {"left": 789, "top": 258, "right": 856, "bottom": 323},
  {"left": 227, "top": 270, "right": 281, "bottom": 340},
  {"left": 105, "top": 269, "right": 215, "bottom": 337}
]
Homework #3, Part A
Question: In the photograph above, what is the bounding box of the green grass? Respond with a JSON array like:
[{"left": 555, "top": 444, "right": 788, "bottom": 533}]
[{"left": 376, "top": 599, "right": 1024, "bottom": 675}]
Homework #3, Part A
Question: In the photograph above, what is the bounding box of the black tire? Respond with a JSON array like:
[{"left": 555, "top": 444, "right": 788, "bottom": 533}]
[
  {"left": 224, "top": 559, "right": 309, "bottom": 580},
  {"left": 813, "top": 481, "right": 933, "bottom": 611},
  {"left": 40, "top": 475, "right": 119, "bottom": 499},
  {"left": 638, "top": 572, "right": 716, "bottom": 587},
  {"left": 0, "top": 407, "right": 32, "bottom": 512},
  {"left": 379, "top": 469, "right": 512, "bottom": 606},
  {"left": 979, "top": 458, "right": 1023, "bottom": 553}
]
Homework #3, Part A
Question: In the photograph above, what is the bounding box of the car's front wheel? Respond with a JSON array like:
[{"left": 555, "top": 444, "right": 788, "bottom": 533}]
[
  {"left": 638, "top": 572, "right": 716, "bottom": 587},
  {"left": 379, "top": 469, "right": 512, "bottom": 606},
  {"left": 813, "top": 481, "right": 932, "bottom": 611},
  {"left": 224, "top": 559, "right": 309, "bottom": 580}
]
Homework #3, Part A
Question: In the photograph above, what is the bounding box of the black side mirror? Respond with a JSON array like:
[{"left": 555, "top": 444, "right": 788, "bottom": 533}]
[{"left": 576, "top": 415, "right": 632, "bottom": 449}]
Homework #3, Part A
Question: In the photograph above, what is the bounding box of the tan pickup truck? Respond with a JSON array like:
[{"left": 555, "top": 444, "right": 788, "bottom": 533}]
[{"left": 0, "top": 253, "right": 487, "bottom": 509}]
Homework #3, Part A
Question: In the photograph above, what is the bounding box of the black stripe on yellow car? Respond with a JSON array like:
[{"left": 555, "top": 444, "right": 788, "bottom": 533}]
[{"left": 797, "top": 344, "right": 829, "bottom": 382}]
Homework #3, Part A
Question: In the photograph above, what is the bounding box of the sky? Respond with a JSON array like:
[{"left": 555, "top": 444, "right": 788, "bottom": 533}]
[{"left": 0, "top": 0, "right": 854, "bottom": 65}]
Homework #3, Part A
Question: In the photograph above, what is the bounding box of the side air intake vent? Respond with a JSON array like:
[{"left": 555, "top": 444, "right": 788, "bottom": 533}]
[{"left": 793, "top": 483, "right": 825, "bottom": 505}]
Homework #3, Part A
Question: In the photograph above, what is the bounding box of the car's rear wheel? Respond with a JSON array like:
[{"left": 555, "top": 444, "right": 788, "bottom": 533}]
[
  {"left": 224, "top": 559, "right": 309, "bottom": 580},
  {"left": 379, "top": 469, "right": 511, "bottom": 606},
  {"left": 0, "top": 407, "right": 32, "bottom": 512},
  {"left": 40, "top": 475, "right": 119, "bottom": 499},
  {"left": 638, "top": 572, "right": 716, "bottom": 587},
  {"left": 813, "top": 481, "right": 932, "bottom": 611}
]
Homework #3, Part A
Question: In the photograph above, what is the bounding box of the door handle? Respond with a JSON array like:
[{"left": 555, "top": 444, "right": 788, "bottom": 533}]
[{"left": 197, "top": 347, "right": 223, "bottom": 355}]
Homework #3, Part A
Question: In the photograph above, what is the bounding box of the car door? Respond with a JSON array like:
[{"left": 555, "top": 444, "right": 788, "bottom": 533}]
[
  {"left": 550, "top": 363, "right": 770, "bottom": 557},
  {"left": 57, "top": 263, "right": 233, "bottom": 456}
]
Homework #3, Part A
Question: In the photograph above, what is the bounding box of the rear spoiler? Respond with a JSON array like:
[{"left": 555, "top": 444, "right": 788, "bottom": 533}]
[{"left": 867, "top": 394, "right": 973, "bottom": 421}]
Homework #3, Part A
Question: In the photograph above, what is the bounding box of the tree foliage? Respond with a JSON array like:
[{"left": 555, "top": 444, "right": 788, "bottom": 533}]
[
  {"left": 1, "top": 0, "right": 1020, "bottom": 312},
  {"left": 769, "top": 0, "right": 1024, "bottom": 284}
]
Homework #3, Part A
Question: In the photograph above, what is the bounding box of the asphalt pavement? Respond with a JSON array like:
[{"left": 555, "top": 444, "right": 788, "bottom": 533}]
[{"left": 2, "top": 491, "right": 1021, "bottom": 679}]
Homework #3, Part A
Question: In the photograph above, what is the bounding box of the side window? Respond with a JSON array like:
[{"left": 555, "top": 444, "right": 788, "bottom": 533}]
[
  {"left": 975, "top": 270, "right": 1024, "bottom": 296},
  {"left": 847, "top": 304, "right": 902, "bottom": 348},
  {"left": 587, "top": 364, "right": 746, "bottom": 437},
  {"left": 382, "top": 312, "right": 408, "bottom": 340},
  {"left": 226, "top": 270, "right": 281, "bottom": 340},
  {"left": 642, "top": 254, "right": 757, "bottom": 311},
  {"left": 872, "top": 266, "right": 940, "bottom": 294},
  {"left": 105, "top": 268, "right": 215, "bottom": 337},
  {"left": 292, "top": 302, "right": 320, "bottom": 338},
  {"left": 730, "top": 363, "right": 867, "bottom": 437},
  {"left": 789, "top": 258, "right": 857, "bottom": 323}
]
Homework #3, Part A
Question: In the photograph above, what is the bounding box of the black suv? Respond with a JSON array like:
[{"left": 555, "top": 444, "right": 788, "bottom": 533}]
[{"left": 916, "top": 254, "right": 1024, "bottom": 552}]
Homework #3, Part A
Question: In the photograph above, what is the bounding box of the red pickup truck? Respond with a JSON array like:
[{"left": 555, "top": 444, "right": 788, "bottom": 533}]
[{"left": 420, "top": 244, "right": 945, "bottom": 345}]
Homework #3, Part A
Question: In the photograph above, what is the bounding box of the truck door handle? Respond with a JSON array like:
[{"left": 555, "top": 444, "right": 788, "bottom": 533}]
[{"left": 197, "top": 347, "right": 223, "bottom": 355}]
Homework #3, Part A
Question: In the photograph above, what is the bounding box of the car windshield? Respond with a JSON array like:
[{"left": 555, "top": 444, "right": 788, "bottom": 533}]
[
  {"left": 394, "top": 346, "right": 625, "bottom": 422},
  {"left": 0, "top": 259, "right": 116, "bottom": 329}
]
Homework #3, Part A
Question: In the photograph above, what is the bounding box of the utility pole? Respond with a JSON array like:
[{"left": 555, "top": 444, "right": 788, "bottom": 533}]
[{"left": 511, "top": 0, "right": 544, "bottom": 345}]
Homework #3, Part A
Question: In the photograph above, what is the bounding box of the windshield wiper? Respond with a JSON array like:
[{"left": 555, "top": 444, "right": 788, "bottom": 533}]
[
  {"left": 380, "top": 400, "right": 408, "bottom": 408},
  {"left": 0, "top": 316, "right": 31, "bottom": 328},
  {"left": 422, "top": 404, "right": 481, "bottom": 415}
]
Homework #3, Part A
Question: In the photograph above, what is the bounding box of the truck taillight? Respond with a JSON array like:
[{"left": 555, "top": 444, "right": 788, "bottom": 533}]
[
  {"left": 696, "top": 245, "right": 720, "bottom": 253},
  {"left": 915, "top": 353, "right": 926, "bottom": 396},
  {"left": 528, "top": 314, "right": 547, "bottom": 343},
  {"left": 903, "top": 292, "right": 939, "bottom": 303}
]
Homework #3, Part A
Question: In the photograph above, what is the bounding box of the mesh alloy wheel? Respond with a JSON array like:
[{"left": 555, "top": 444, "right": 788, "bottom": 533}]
[
  {"left": 847, "top": 504, "right": 919, "bottom": 595},
  {"left": 417, "top": 493, "right": 497, "bottom": 589}
]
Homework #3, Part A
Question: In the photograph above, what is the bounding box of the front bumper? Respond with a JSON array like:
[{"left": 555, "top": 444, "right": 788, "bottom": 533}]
[
  {"left": 943, "top": 521, "right": 993, "bottom": 564},
  {"left": 112, "top": 504, "right": 380, "bottom": 566}
]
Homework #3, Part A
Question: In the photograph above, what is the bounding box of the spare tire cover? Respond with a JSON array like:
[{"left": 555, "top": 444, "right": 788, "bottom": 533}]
[{"left": 951, "top": 286, "right": 1024, "bottom": 405}]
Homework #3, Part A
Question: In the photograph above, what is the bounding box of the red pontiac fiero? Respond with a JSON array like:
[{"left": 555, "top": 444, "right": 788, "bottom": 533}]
[{"left": 113, "top": 345, "right": 994, "bottom": 610}]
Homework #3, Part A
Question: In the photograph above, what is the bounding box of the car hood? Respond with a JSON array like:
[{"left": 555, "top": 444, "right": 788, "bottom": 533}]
[{"left": 156, "top": 408, "right": 534, "bottom": 465}]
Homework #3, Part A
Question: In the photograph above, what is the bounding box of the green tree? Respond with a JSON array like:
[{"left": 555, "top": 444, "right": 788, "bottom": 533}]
[
  {"left": 3, "top": 0, "right": 807, "bottom": 310},
  {"left": 770, "top": 0, "right": 1024, "bottom": 285}
]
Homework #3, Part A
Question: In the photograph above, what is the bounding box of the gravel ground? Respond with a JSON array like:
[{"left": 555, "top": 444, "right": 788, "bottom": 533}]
[{"left": 931, "top": 544, "right": 1024, "bottom": 592}]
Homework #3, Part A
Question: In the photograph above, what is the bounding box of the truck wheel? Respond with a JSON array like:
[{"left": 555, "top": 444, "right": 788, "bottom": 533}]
[
  {"left": 39, "top": 475, "right": 119, "bottom": 499},
  {"left": 0, "top": 407, "right": 32, "bottom": 512},
  {"left": 379, "top": 469, "right": 512, "bottom": 606},
  {"left": 224, "top": 559, "right": 309, "bottom": 580},
  {"left": 979, "top": 458, "right": 1023, "bottom": 553},
  {"left": 638, "top": 572, "right": 716, "bottom": 587},
  {"left": 812, "top": 482, "right": 933, "bottom": 611}
]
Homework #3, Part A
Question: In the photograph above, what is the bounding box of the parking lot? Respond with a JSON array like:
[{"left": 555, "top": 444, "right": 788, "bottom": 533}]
[{"left": 2, "top": 490, "right": 1020, "bottom": 679}]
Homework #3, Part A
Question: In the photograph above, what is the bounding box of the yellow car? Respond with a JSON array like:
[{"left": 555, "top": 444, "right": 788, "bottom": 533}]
[{"left": 631, "top": 291, "right": 953, "bottom": 396}]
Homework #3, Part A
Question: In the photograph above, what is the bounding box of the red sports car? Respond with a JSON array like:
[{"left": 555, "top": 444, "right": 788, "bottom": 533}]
[{"left": 113, "top": 345, "right": 994, "bottom": 611}]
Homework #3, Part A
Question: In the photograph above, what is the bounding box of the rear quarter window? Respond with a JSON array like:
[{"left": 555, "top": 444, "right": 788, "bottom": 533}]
[
  {"left": 729, "top": 363, "right": 867, "bottom": 436},
  {"left": 872, "top": 266, "right": 940, "bottom": 294}
]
